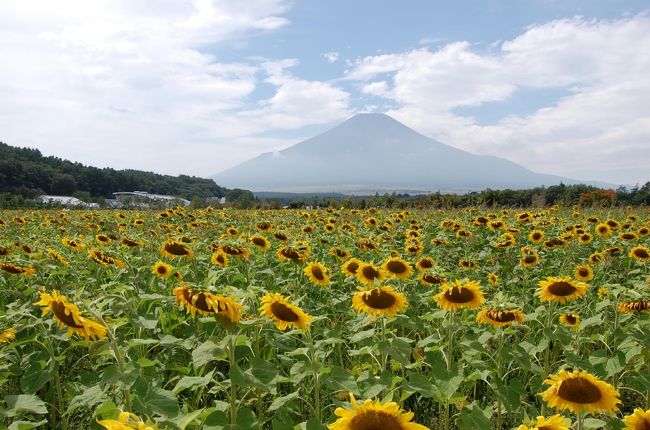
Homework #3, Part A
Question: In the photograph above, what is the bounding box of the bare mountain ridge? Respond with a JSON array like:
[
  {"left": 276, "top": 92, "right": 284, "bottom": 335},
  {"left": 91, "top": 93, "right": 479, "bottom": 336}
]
[{"left": 212, "top": 113, "right": 595, "bottom": 193}]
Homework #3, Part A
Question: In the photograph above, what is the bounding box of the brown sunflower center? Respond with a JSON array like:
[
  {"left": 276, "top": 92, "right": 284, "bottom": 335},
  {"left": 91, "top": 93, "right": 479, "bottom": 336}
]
[
  {"left": 361, "top": 265, "right": 381, "bottom": 280},
  {"left": 281, "top": 248, "right": 301, "bottom": 260},
  {"left": 419, "top": 259, "right": 433, "bottom": 269},
  {"left": 346, "top": 261, "right": 360, "bottom": 274},
  {"left": 422, "top": 274, "right": 444, "bottom": 284},
  {"left": 386, "top": 261, "right": 407, "bottom": 274},
  {"left": 547, "top": 281, "right": 578, "bottom": 296},
  {"left": 487, "top": 310, "right": 516, "bottom": 322},
  {"left": 165, "top": 242, "right": 190, "bottom": 256},
  {"left": 532, "top": 233, "right": 542, "bottom": 240},
  {"left": 633, "top": 248, "right": 650, "bottom": 259},
  {"left": 1, "top": 264, "right": 24, "bottom": 274},
  {"left": 557, "top": 377, "right": 602, "bottom": 404},
  {"left": 578, "top": 269, "right": 589, "bottom": 277},
  {"left": 349, "top": 410, "right": 403, "bottom": 430},
  {"left": 157, "top": 265, "right": 168, "bottom": 274},
  {"left": 362, "top": 289, "right": 397, "bottom": 310},
  {"left": 51, "top": 301, "right": 83, "bottom": 328},
  {"left": 564, "top": 315, "right": 577, "bottom": 324},
  {"left": 310, "top": 266, "right": 325, "bottom": 281},
  {"left": 252, "top": 237, "right": 267, "bottom": 247},
  {"left": 443, "top": 287, "right": 475, "bottom": 304},
  {"left": 270, "top": 302, "right": 300, "bottom": 322},
  {"left": 523, "top": 256, "right": 537, "bottom": 264}
]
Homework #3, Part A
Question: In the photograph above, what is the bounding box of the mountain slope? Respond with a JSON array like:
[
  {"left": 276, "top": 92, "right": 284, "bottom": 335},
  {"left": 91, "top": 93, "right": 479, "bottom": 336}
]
[{"left": 212, "top": 113, "right": 595, "bottom": 193}]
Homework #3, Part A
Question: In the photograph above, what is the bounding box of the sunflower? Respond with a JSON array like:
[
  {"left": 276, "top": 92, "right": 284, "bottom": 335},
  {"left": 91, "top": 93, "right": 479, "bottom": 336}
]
[
  {"left": 434, "top": 279, "right": 485, "bottom": 312},
  {"left": 487, "top": 273, "right": 500, "bottom": 287},
  {"left": 617, "top": 299, "right": 649, "bottom": 313},
  {"left": 574, "top": 264, "right": 594, "bottom": 281},
  {"left": 249, "top": 235, "right": 271, "bottom": 251},
  {"left": 638, "top": 227, "right": 649, "bottom": 237},
  {"left": 151, "top": 261, "right": 173, "bottom": 279},
  {"left": 0, "top": 245, "right": 10, "bottom": 256},
  {"left": 419, "top": 273, "right": 447, "bottom": 287},
  {"left": 629, "top": 245, "right": 650, "bottom": 262},
  {"left": 415, "top": 257, "right": 435, "bottom": 271},
  {"left": 173, "top": 285, "right": 241, "bottom": 323},
  {"left": 88, "top": 248, "right": 125, "bottom": 268},
  {"left": 589, "top": 252, "right": 606, "bottom": 264},
  {"left": 458, "top": 259, "right": 478, "bottom": 270},
  {"left": 382, "top": 257, "right": 413, "bottom": 280},
  {"left": 595, "top": 223, "right": 612, "bottom": 237},
  {"left": 330, "top": 247, "right": 351, "bottom": 260},
  {"left": 352, "top": 286, "right": 407, "bottom": 317},
  {"left": 537, "top": 277, "right": 589, "bottom": 303},
  {"left": 328, "top": 393, "right": 429, "bottom": 430},
  {"left": 62, "top": 237, "right": 85, "bottom": 251},
  {"left": 356, "top": 262, "right": 386, "bottom": 286},
  {"left": 44, "top": 248, "right": 67, "bottom": 267},
  {"left": 622, "top": 408, "right": 650, "bottom": 430},
  {"left": 304, "top": 262, "right": 330, "bottom": 287},
  {"left": 539, "top": 369, "right": 620, "bottom": 414},
  {"left": 210, "top": 250, "right": 228, "bottom": 268},
  {"left": 517, "top": 414, "right": 571, "bottom": 430},
  {"left": 160, "top": 240, "right": 193, "bottom": 259},
  {"left": 0, "top": 262, "right": 36, "bottom": 276},
  {"left": 95, "top": 234, "right": 112, "bottom": 245},
  {"left": 97, "top": 410, "right": 155, "bottom": 430},
  {"left": 476, "top": 308, "right": 525, "bottom": 327},
  {"left": 0, "top": 327, "right": 16, "bottom": 344},
  {"left": 342, "top": 258, "right": 362, "bottom": 277},
  {"left": 121, "top": 238, "right": 144, "bottom": 248},
  {"left": 276, "top": 246, "right": 307, "bottom": 263},
  {"left": 33, "top": 290, "right": 107, "bottom": 340},
  {"left": 529, "top": 230, "right": 545, "bottom": 244},
  {"left": 559, "top": 313, "right": 580, "bottom": 329},
  {"left": 520, "top": 253, "right": 540, "bottom": 268},
  {"left": 259, "top": 293, "right": 313, "bottom": 331}
]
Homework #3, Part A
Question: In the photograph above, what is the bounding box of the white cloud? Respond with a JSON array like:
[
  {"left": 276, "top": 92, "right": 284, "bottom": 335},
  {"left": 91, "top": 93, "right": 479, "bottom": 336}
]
[
  {"left": 346, "top": 14, "right": 650, "bottom": 184},
  {"left": 323, "top": 51, "right": 339, "bottom": 63}
]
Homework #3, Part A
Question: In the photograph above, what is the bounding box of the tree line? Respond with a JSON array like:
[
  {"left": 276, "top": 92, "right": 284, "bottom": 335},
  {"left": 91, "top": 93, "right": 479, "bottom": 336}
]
[{"left": 0, "top": 142, "right": 252, "bottom": 207}]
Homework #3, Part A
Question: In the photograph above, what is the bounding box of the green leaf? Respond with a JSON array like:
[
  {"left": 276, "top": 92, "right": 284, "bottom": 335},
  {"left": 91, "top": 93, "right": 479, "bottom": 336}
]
[
  {"left": 306, "top": 417, "right": 326, "bottom": 430},
  {"left": 268, "top": 390, "right": 300, "bottom": 411},
  {"left": 8, "top": 419, "right": 48, "bottom": 430},
  {"left": 457, "top": 402, "right": 491, "bottom": 430},
  {"left": 4, "top": 395, "right": 48, "bottom": 417},
  {"left": 492, "top": 379, "right": 525, "bottom": 412},
  {"left": 175, "top": 408, "right": 205, "bottom": 430},
  {"left": 583, "top": 418, "right": 606, "bottom": 429},
  {"left": 324, "top": 366, "right": 358, "bottom": 394},
  {"left": 193, "top": 339, "right": 225, "bottom": 368},
  {"left": 173, "top": 371, "right": 214, "bottom": 395},
  {"left": 349, "top": 328, "right": 374, "bottom": 343},
  {"left": 66, "top": 385, "right": 106, "bottom": 414},
  {"left": 405, "top": 372, "right": 440, "bottom": 399}
]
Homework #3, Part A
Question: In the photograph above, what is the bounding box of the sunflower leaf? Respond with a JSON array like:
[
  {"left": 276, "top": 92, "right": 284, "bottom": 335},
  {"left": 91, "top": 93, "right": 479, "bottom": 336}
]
[{"left": 4, "top": 395, "right": 48, "bottom": 417}]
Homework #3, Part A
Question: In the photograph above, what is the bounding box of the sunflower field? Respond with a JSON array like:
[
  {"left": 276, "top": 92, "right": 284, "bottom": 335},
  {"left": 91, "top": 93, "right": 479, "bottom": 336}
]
[{"left": 0, "top": 206, "right": 649, "bottom": 430}]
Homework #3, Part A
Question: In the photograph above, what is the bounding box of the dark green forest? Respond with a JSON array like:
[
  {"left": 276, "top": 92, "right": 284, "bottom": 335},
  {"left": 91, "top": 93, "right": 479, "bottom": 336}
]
[{"left": 0, "top": 142, "right": 252, "bottom": 206}]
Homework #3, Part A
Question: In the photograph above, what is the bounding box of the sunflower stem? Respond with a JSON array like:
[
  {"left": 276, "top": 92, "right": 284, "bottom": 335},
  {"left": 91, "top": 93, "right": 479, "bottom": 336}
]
[
  {"left": 306, "top": 331, "right": 321, "bottom": 424},
  {"left": 443, "top": 311, "right": 455, "bottom": 430},
  {"left": 380, "top": 316, "right": 388, "bottom": 373},
  {"left": 576, "top": 411, "right": 584, "bottom": 430},
  {"left": 97, "top": 313, "right": 132, "bottom": 412},
  {"left": 228, "top": 332, "right": 238, "bottom": 426},
  {"left": 496, "top": 330, "right": 504, "bottom": 430}
]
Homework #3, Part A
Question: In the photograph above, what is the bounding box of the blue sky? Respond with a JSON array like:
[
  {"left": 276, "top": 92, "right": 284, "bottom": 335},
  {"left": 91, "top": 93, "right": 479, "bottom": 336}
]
[{"left": 0, "top": 0, "right": 649, "bottom": 185}]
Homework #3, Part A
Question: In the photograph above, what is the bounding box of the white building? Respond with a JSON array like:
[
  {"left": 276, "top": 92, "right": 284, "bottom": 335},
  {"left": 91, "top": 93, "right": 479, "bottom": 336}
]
[
  {"left": 113, "top": 191, "right": 190, "bottom": 208},
  {"left": 36, "top": 195, "right": 99, "bottom": 209}
]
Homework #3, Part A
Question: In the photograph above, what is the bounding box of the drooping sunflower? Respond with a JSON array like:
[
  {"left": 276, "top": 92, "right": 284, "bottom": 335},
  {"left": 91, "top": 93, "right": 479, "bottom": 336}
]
[
  {"left": 419, "top": 273, "right": 447, "bottom": 287},
  {"left": 249, "top": 235, "right": 271, "bottom": 251},
  {"left": 356, "top": 262, "right": 386, "bottom": 286},
  {"left": 629, "top": 245, "right": 650, "bottom": 262},
  {"left": 62, "top": 237, "right": 85, "bottom": 251},
  {"left": 33, "top": 290, "right": 107, "bottom": 340},
  {"left": 151, "top": 261, "right": 173, "bottom": 279},
  {"left": 0, "top": 327, "right": 16, "bottom": 344},
  {"left": 539, "top": 369, "right": 620, "bottom": 414},
  {"left": 304, "top": 262, "right": 330, "bottom": 287},
  {"left": 0, "top": 262, "right": 36, "bottom": 276},
  {"left": 537, "top": 277, "right": 589, "bottom": 303},
  {"left": 341, "top": 258, "right": 362, "bottom": 277},
  {"left": 97, "top": 410, "right": 155, "bottom": 430},
  {"left": 160, "top": 240, "right": 193, "bottom": 259},
  {"left": 276, "top": 246, "right": 307, "bottom": 263},
  {"left": 617, "top": 299, "right": 649, "bottom": 314},
  {"left": 173, "top": 284, "right": 241, "bottom": 323},
  {"left": 517, "top": 414, "right": 571, "bottom": 430},
  {"left": 476, "top": 308, "right": 525, "bottom": 327},
  {"left": 458, "top": 259, "right": 478, "bottom": 270},
  {"left": 328, "top": 393, "right": 429, "bottom": 430},
  {"left": 559, "top": 313, "right": 580, "bottom": 329},
  {"left": 330, "top": 247, "right": 351, "bottom": 260},
  {"left": 382, "top": 257, "right": 413, "bottom": 280},
  {"left": 622, "top": 408, "right": 650, "bottom": 430},
  {"left": 415, "top": 256, "right": 435, "bottom": 271},
  {"left": 434, "top": 279, "right": 485, "bottom": 312},
  {"left": 259, "top": 293, "right": 313, "bottom": 331},
  {"left": 88, "top": 248, "right": 125, "bottom": 268},
  {"left": 588, "top": 252, "right": 606, "bottom": 264},
  {"left": 352, "top": 286, "right": 408, "bottom": 317},
  {"left": 121, "top": 238, "right": 144, "bottom": 248},
  {"left": 574, "top": 264, "right": 594, "bottom": 281}
]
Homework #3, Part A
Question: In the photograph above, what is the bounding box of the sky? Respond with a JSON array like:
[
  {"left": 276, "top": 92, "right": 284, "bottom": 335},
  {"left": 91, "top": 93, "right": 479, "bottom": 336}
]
[{"left": 1, "top": 0, "right": 649, "bottom": 186}]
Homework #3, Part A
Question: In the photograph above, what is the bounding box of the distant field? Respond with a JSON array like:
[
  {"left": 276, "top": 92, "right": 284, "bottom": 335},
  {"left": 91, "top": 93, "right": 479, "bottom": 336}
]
[{"left": 0, "top": 207, "right": 648, "bottom": 429}]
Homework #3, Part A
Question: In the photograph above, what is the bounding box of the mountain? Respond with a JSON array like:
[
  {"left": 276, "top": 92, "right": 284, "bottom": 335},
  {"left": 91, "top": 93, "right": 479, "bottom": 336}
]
[{"left": 212, "top": 113, "right": 606, "bottom": 193}]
